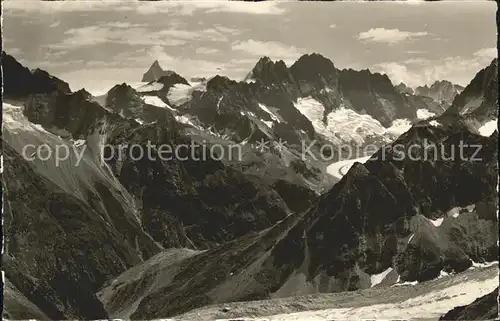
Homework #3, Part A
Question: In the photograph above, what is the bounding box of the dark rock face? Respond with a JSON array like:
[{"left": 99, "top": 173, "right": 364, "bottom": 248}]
[
  {"left": 338, "top": 69, "right": 415, "bottom": 126},
  {"left": 141, "top": 60, "right": 174, "bottom": 82},
  {"left": 445, "top": 58, "right": 498, "bottom": 120},
  {"left": 439, "top": 287, "right": 499, "bottom": 320},
  {"left": 415, "top": 80, "right": 464, "bottom": 105},
  {"left": 2, "top": 52, "right": 71, "bottom": 99}
]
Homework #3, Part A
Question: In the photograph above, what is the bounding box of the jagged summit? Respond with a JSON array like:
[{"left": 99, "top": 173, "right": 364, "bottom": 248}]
[
  {"left": 396, "top": 82, "right": 415, "bottom": 95},
  {"left": 206, "top": 75, "right": 238, "bottom": 91},
  {"left": 141, "top": 60, "right": 175, "bottom": 82},
  {"left": 415, "top": 80, "right": 464, "bottom": 104},
  {"left": 2, "top": 52, "right": 71, "bottom": 99},
  {"left": 246, "top": 56, "right": 292, "bottom": 84}
]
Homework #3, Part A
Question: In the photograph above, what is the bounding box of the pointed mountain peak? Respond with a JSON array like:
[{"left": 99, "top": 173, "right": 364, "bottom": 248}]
[
  {"left": 74, "top": 88, "right": 92, "bottom": 100},
  {"left": 142, "top": 60, "right": 171, "bottom": 82}
]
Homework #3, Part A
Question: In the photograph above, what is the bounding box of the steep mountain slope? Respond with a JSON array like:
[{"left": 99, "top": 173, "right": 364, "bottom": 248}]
[
  {"left": 2, "top": 104, "right": 162, "bottom": 319},
  {"left": 99, "top": 112, "right": 498, "bottom": 319},
  {"left": 445, "top": 58, "right": 498, "bottom": 121}
]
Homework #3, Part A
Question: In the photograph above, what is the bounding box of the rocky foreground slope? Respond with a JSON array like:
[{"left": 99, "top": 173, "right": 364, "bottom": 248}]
[
  {"left": 1, "top": 52, "right": 497, "bottom": 320},
  {"left": 439, "top": 286, "right": 498, "bottom": 321}
]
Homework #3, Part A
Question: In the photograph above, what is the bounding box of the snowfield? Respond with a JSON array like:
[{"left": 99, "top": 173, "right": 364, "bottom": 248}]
[
  {"left": 142, "top": 96, "right": 175, "bottom": 110},
  {"left": 293, "top": 97, "right": 411, "bottom": 145},
  {"left": 136, "top": 82, "right": 164, "bottom": 92},
  {"left": 190, "top": 265, "right": 498, "bottom": 321},
  {"left": 167, "top": 84, "right": 194, "bottom": 106},
  {"left": 174, "top": 265, "right": 498, "bottom": 321}
]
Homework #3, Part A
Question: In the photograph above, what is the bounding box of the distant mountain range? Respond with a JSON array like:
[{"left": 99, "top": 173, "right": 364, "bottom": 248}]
[{"left": 1, "top": 51, "right": 498, "bottom": 320}]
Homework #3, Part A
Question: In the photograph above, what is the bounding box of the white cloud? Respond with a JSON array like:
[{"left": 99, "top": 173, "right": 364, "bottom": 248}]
[
  {"left": 4, "top": 1, "right": 285, "bottom": 16},
  {"left": 49, "top": 21, "right": 61, "bottom": 28},
  {"left": 403, "top": 58, "right": 430, "bottom": 65},
  {"left": 46, "top": 24, "right": 236, "bottom": 50},
  {"left": 232, "top": 40, "right": 304, "bottom": 64},
  {"left": 195, "top": 47, "right": 220, "bottom": 55},
  {"left": 329, "top": 24, "right": 337, "bottom": 29},
  {"left": 372, "top": 53, "right": 495, "bottom": 87},
  {"left": 131, "top": 2, "right": 285, "bottom": 16},
  {"left": 358, "top": 28, "right": 428, "bottom": 44},
  {"left": 474, "top": 47, "right": 497, "bottom": 59}
]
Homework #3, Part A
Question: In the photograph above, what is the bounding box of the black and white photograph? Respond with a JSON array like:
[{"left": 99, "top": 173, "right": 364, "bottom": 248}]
[{"left": 1, "top": 1, "right": 498, "bottom": 320}]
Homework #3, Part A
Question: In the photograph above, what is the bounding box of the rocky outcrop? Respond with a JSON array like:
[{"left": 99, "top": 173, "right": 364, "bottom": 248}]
[{"left": 439, "top": 287, "right": 499, "bottom": 320}]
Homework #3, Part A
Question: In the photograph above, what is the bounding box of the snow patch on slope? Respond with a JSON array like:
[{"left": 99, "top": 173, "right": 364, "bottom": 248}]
[
  {"left": 3, "top": 103, "right": 55, "bottom": 136},
  {"left": 136, "top": 82, "right": 164, "bottom": 92},
  {"left": 258, "top": 103, "right": 282, "bottom": 123},
  {"left": 417, "top": 109, "right": 436, "bottom": 120},
  {"left": 370, "top": 268, "right": 393, "bottom": 287},
  {"left": 386, "top": 119, "right": 412, "bottom": 136},
  {"left": 429, "top": 120, "right": 442, "bottom": 127},
  {"left": 167, "top": 83, "right": 194, "bottom": 106},
  {"left": 478, "top": 119, "right": 497, "bottom": 137},
  {"left": 428, "top": 217, "right": 444, "bottom": 227},
  {"left": 142, "top": 95, "right": 175, "bottom": 110}
]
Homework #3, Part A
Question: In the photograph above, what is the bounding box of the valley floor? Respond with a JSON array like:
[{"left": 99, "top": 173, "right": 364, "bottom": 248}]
[{"left": 175, "top": 264, "right": 498, "bottom": 321}]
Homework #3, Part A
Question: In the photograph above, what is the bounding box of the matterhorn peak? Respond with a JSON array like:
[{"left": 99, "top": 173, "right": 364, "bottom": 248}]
[{"left": 142, "top": 60, "right": 171, "bottom": 82}]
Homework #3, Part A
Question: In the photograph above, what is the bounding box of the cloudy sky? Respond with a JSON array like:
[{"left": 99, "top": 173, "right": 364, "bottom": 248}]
[{"left": 3, "top": 1, "right": 497, "bottom": 94}]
